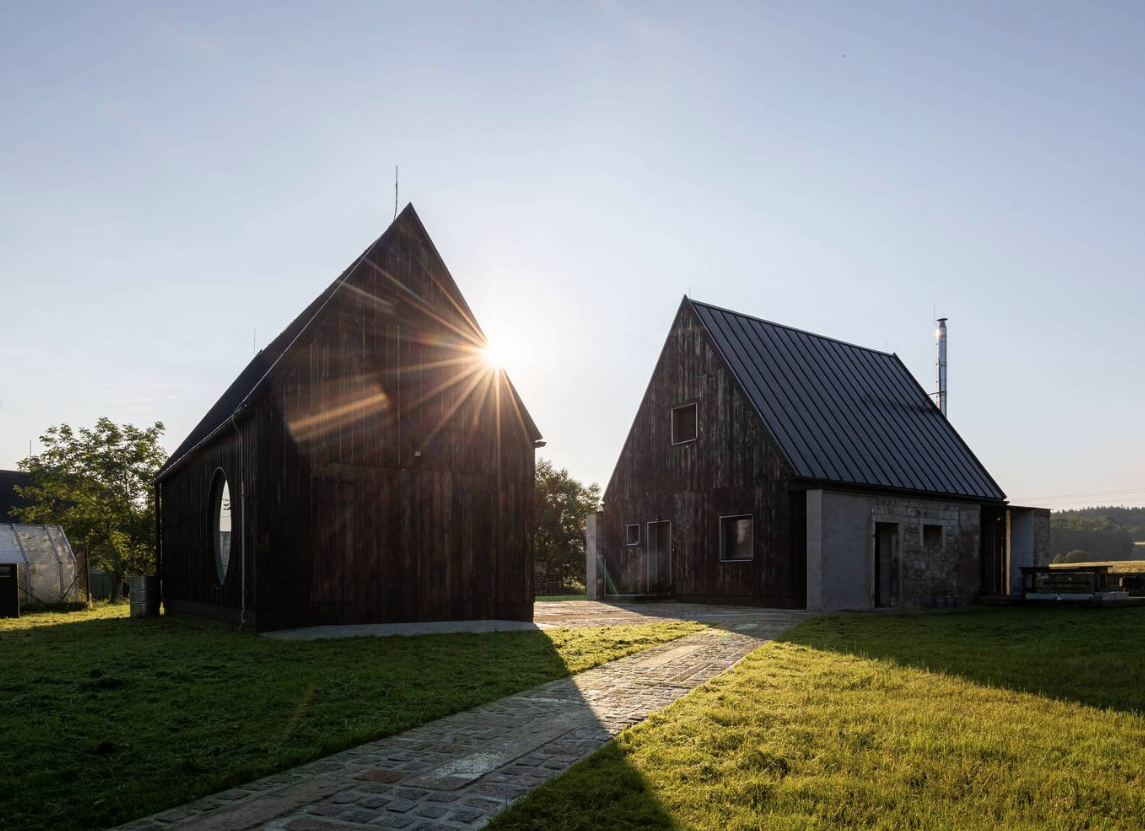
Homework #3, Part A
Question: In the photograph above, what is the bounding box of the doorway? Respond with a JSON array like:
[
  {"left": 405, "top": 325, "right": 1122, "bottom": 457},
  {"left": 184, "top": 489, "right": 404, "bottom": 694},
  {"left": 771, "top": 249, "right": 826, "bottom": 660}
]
[
  {"left": 979, "top": 505, "right": 1007, "bottom": 595},
  {"left": 874, "top": 522, "right": 899, "bottom": 607},
  {"left": 646, "top": 521, "right": 672, "bottom": 594}
]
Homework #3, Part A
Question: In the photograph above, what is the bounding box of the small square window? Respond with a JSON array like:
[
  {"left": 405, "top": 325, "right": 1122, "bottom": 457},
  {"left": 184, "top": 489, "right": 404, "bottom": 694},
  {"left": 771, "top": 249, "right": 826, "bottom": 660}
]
[
  {"left": 720, "top": 515, "right": 753, "bottom": 561},
  {"left": 672, "top": 403, "right": 698, "bottom": 444},
  {"left": 923, "top": 524, "right": 943, "bottom": 550},
  {"left": 626, "top": 524, "right": 640, "bottom": 546}
]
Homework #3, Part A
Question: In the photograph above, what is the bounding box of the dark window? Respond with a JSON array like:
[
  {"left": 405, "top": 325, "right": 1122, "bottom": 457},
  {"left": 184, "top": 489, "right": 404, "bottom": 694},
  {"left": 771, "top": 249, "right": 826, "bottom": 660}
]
[
  {"left": 626, "top": 524, "right": 640, "bottom": 546},
  {"left": 923, "top": 523, "right": 943, "bottom": 550},
  {"left": 672, "top": 403, "right": 698, "bottom": 444},
  {"left": 720, "top": 515, "right": 753, "bottom": 561}
]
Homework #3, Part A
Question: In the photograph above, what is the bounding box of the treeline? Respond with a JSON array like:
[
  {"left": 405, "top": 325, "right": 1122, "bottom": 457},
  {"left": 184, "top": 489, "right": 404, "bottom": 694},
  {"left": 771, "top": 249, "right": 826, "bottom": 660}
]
[{"left": 1051, "top": 506, "right": 1145, "bottom": 563}]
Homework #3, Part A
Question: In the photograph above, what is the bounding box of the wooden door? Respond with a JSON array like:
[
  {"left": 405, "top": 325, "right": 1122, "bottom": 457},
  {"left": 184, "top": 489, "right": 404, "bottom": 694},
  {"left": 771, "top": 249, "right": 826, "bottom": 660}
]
[
  {"left": 647, "top": 521, "right": 672, "bottom": 594},
  {"left": 452, "top": 489, "right": 494, "bottom": 620},
  {"left": 314, "top": 477, "right": 357, "bottom": 624},
  {"left": 874, "top": 522, "right": 899, "bottom": 607},
  {"left": 980, "top": 506, "right": 1006, "bottom": 595}
]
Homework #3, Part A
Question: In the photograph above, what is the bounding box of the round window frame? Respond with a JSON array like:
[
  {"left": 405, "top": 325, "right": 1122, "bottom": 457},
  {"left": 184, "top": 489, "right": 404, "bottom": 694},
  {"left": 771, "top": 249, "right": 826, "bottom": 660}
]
[{"left": 209, "top": 468, "right": 233, "bottom": 587}]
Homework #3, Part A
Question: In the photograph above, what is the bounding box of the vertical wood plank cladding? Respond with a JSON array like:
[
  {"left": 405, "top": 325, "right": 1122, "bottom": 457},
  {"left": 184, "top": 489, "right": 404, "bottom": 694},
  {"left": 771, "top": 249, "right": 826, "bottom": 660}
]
[
  {"left": 601, "top": 302, "right": 805, "bottom": 607},
  {"left": 159, "top": 419, "right": 253, "bottom": 617},
  {"left": 162, "top": 211, "right": 537, "bottom": 629}
]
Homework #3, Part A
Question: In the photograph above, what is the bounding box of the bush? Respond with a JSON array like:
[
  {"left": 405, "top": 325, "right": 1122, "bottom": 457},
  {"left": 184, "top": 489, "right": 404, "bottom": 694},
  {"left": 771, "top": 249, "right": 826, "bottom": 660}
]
[{"left": 1064, "top": 550, "right": 1091, "bottom": 563}]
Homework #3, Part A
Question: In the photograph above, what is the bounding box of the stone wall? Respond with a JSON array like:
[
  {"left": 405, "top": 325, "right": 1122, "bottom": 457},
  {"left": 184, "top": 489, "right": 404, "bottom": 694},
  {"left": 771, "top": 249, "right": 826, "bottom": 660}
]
[{"left": 807, "top": 489, "right": 983, "bottom": 610}]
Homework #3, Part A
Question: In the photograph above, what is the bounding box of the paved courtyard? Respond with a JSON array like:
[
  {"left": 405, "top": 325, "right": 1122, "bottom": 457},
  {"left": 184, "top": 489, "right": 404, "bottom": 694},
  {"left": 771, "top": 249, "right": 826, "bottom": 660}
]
[
  {"left": 119, "top": 604, "right": 810, "bottom": 831},
  {"left": 266, "top": 600, "right": 805, "bottom": 641}
]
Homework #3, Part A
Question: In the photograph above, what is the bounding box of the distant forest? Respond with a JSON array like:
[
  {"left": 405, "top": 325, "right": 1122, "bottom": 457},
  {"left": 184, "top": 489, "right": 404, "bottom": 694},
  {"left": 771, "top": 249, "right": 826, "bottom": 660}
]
[{"left": 1051, "top": 506, "right": 1145, "bottom": 563}]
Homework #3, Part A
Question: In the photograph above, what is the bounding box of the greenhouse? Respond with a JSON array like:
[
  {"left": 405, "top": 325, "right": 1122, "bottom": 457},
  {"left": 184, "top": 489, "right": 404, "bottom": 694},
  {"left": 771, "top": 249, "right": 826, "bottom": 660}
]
[{"left": 0, "top": 524, "right": 84, "bottom": 606}]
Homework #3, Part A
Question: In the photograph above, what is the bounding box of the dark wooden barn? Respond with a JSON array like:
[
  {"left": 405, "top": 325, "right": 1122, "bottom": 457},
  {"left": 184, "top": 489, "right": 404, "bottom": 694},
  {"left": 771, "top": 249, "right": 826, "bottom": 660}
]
[
  {"left": 156, "top": 205, "right": 542, "bottom": 630},
  {"left": 587, "top": 297, "right": 1047, "bottom": 611}
]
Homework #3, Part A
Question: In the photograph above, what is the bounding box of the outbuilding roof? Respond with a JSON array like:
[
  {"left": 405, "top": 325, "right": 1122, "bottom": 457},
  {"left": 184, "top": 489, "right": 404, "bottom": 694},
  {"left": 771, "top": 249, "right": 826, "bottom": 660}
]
[
  {"left": 0, "top": 469, "right": 32, "bottom": 520},
  {"left": 689, "top": 298, "right": 1006, "bottom": 501}
]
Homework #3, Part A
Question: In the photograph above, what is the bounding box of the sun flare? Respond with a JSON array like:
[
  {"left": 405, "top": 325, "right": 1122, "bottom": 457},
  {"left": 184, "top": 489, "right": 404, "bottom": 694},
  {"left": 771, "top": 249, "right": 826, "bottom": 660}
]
[{"left": 482, "top": 343, "right": 506, "bottom": 370}]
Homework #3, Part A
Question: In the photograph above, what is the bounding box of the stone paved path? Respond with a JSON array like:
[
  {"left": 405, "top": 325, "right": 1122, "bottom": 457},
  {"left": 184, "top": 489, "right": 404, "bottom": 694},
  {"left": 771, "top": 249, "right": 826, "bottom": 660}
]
[{"left": 118, "top": 610, "right": 808, "bottom": 831}]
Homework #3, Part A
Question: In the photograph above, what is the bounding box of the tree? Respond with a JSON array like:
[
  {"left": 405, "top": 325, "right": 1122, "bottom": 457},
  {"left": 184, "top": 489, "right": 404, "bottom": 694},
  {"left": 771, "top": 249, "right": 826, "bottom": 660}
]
[
  {"left": 1050, "top": 514, "right": 1134, "bottom": 561},
  {"left": 14, "top": 419, "right": 167, "bottom": 600},
  {"left": 534, "top": 459, "right": 601, "bottom": 591}
]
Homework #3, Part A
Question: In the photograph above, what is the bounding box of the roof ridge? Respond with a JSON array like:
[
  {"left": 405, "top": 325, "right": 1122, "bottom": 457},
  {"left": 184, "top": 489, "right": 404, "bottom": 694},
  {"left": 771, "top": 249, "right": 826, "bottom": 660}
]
[{"left": 687, "top": 298, "right": 896, "bottom": 358}]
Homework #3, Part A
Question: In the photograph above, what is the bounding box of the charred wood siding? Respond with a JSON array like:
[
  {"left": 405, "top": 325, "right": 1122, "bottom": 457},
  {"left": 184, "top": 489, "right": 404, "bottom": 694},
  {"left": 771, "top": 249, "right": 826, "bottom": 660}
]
[
  {"left": 160, "top": 211, "right": 535, "bottom": 629},
  {"left": 160, "top": 422, "right": 253, "bottom": 623},
  {"left": 602, "top": 302, "right": 805, "bottom": 608}
]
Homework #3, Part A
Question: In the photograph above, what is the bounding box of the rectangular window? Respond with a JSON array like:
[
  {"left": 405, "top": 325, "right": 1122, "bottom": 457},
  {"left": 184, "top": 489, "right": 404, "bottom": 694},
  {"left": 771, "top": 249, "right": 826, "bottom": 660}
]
[
  {"left": 720, "top": 514, "right": 753, "bottom": 561},
  {"left": 626, "top": 524, "right": 640, "bottom": 546},
  {"left": 672, "top": 403, "right": 698, "bottom": 444},
  {"left": 923, "top": 523, "right": 943, "bottom": 550}
]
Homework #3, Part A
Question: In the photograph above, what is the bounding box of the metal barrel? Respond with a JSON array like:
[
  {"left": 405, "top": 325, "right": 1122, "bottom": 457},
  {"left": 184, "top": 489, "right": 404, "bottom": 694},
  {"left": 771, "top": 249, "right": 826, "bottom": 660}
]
[{"left": 128, "top": 575, "right": 160, "bottom": 617}]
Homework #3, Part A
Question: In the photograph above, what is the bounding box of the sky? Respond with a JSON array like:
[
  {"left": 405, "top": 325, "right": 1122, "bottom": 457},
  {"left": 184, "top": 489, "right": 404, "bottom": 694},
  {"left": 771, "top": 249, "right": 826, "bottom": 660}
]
[{"left": 1, "top": 0, "right": 1143, "bottom": 512}]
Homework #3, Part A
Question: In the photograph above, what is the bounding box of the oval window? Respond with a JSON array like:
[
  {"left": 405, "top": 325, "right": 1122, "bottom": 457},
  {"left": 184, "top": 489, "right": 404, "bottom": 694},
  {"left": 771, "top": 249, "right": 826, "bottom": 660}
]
[{"left": 212, "top": 473, "right": 233, "bottom": 585}]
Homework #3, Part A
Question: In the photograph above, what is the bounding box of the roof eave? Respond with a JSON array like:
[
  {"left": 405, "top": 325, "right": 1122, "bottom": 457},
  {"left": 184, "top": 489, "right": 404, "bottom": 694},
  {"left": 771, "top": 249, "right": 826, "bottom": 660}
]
[{"left": 791, "top": 476, "right": 1007, "bottom": 505}]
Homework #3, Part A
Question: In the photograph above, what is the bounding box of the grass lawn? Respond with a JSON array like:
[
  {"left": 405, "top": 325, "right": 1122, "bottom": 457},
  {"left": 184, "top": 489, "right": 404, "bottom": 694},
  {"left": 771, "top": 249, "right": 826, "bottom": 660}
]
[
  {"left": 490, "top": 608, "right": 1145, "bottom": 831},
  {"left": 536, "top": 594, "right": 588, "bottom": 602},
  {"left": 0, "top": 604, "right": 702, "bottom": 831}
]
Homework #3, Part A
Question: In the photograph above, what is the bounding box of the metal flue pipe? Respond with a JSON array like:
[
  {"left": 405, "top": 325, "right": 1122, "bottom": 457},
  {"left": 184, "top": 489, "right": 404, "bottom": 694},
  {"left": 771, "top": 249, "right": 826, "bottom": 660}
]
[{"left": 936, "top": 317, "right": 948, "bottom": 417}]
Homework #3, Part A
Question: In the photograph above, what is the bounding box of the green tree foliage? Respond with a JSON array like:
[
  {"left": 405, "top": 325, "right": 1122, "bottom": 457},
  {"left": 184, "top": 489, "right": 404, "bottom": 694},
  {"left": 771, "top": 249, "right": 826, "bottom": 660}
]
[
  {"left": 1052, "top": 549, "right": 1091, "bottom": 564},
  {"left": 535, "top": 459, "right": 601, "bottom": 591},
  {"left": 1050, "top": 512, "right": 1135, "bottom": 561},
  {"left": 1057, "top": 506, "right": 1145, "bottom": 531},
  {"left": 14, "top": 419, "right": 167, "bottom": 599}
]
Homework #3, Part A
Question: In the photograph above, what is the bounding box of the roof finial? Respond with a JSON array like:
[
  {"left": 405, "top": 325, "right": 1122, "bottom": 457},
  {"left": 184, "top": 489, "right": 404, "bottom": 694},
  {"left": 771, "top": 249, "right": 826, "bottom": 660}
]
[{"left": 394, "top": 166, "right": 399, "bottom": 221}]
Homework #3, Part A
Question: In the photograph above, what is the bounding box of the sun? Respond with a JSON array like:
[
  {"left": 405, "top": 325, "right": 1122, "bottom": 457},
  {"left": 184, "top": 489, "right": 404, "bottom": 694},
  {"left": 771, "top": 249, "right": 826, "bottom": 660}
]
[{"left": 482, "top": 343, "right": 506, "bottom": 370}]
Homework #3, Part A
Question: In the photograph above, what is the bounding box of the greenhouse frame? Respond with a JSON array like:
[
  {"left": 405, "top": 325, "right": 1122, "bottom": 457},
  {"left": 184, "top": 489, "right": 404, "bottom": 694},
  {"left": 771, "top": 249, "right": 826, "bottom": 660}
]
[{"left": 0, "top": 524, "right": 87, "bottom": 606}]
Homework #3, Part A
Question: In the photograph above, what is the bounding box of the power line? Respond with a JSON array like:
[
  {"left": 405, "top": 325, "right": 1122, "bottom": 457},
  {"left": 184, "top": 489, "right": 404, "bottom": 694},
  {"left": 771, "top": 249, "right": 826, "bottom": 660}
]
[{"left": 1011, "top": 486, "right": 1145, "bottom": 503}]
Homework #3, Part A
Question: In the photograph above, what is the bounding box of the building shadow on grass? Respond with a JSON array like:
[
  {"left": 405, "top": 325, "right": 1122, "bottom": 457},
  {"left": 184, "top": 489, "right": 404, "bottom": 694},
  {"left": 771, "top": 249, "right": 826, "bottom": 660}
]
[
  {"left": 1, "top": 603, "right": 689, "bottom": 831},
  {"left": 258, "top": 622, "right": 705, "bottom": 830},
  {"left": 780, "top": 606, "right": 1145, "bottom": 715}
]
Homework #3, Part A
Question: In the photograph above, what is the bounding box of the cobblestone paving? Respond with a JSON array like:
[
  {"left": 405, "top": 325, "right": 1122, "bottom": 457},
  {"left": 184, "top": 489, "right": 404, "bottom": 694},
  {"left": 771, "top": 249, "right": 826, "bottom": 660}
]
[{"left": 117, "top": 610, "right": 808, "bottom": 831}]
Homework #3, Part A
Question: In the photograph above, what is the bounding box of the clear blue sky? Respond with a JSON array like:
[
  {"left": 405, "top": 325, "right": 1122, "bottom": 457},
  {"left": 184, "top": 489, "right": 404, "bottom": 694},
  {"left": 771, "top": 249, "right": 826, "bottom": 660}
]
[{"left": 2, "top": 1, "right": 1143, "bottom": 511}]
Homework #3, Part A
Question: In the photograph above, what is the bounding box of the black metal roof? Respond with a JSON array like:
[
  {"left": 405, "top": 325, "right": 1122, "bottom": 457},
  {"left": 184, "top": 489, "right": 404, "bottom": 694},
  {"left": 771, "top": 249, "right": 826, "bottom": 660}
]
[
  {"left": 0, "top": 470, "right": 32, "bottom": 520},
  {"left": 156, "top": 204, "right": 541, "bottom": 480},
  {"left": 689, "top": 298, "right": 1006, "bottom": 501}
]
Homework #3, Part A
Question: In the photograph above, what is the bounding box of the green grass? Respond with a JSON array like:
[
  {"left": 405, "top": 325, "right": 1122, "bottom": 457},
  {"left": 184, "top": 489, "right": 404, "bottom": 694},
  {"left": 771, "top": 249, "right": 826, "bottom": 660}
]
[
  {"left": 536, "top": 594, "right": 588, "bottom": 602},
  {"left": 0, "top": 605, "right": 702, "bottom": 831},
  {"left": 490, "top": 608, "right": 1145, "bottom": 831}
]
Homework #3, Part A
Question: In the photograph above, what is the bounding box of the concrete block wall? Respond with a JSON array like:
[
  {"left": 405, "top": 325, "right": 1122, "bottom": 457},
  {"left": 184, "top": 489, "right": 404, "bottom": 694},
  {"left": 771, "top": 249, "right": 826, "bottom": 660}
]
[{"left": 807, "top": 489, "right": 982, "bottom": 611}]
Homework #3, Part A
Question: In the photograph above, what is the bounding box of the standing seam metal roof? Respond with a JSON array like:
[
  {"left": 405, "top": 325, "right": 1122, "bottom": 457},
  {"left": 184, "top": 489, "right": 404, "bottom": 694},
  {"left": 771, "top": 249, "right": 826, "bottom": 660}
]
[{"left": 689, "top": 299, "right": 1006, "bottom": 501}]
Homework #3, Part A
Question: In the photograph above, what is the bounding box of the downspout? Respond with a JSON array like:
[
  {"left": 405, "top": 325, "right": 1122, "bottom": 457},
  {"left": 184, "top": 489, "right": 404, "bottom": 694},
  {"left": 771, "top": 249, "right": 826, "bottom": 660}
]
[
  {"left": 154, "top": 481, "right": 161, "bottom": 610},
  {"left": 229, "top": 415, "right": 248, "bottom": 630}
]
